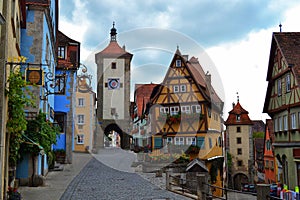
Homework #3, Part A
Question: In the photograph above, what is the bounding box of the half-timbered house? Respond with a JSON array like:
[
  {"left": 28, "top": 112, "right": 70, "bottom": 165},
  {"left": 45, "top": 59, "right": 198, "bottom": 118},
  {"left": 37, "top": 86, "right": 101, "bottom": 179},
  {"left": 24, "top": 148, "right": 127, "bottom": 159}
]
[
  {"left": 149, "top": 48, "right": 224, "bottom": 195},
  {"left": 263, "top": 32, "right": 300, "bottom": 189}
]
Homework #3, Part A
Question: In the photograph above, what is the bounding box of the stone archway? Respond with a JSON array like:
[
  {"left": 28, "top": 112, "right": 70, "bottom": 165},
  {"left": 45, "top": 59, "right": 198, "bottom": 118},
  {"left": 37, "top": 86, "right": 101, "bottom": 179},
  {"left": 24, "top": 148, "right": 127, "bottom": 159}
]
[
  {"left": 103, "top": 123, "right": 131, "bottom": 149},
  {"left": 233, "top": 172, "right": 249, "bottom": 190}
]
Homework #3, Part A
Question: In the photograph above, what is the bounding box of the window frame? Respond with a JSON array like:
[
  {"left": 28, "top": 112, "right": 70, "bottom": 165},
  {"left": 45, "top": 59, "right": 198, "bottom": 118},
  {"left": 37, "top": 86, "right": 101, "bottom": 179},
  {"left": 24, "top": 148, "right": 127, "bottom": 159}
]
[
  {"left": 77, "top": 134, "right": 84, "bottom": 144},
  {"left": 181, "top": 105, "right": 191, "bottom": 114},
  {"left": 286, "top": 73, "right": 291, "bottom": 93},
  {"left": 173, "top": 85, "right": 180, "bottom": 93},
  {"left": 278, "top": 78, "right": 282, "bottom": 96},
  {"left": 170, "top": 106, "right": 179, "bottom": 116},
  {"left": 77, "top": 114, "right": 85, "bottom": 124},
  {"left": 175, "top": 59, "right": 181, "bottom": 67},
  {"left": 180, "top": 84, "right": 187, "bottom": 92},
  {"left": 58, "top": 46, "right": 65, "bottom": 59},
  {"left": 78, "top": 98, "right": 85, "bottom": 107}
]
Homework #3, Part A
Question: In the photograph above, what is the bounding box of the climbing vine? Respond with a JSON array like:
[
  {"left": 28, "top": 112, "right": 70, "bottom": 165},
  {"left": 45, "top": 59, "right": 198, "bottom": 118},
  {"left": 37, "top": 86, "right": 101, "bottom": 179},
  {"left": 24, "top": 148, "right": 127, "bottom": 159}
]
[
  {"left": 21, "top": 111, "right": 59, "bottom": 156},
  {"left": 6, "top": 58, "right": 35, "bottom": 167}
]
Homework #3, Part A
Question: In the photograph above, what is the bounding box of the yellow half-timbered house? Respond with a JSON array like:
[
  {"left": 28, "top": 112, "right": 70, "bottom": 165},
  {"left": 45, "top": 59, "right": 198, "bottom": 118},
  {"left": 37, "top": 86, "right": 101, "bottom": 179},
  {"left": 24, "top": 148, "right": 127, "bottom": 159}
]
[{"left": 149, "top": 48, "right": 224, "bottom": 196}]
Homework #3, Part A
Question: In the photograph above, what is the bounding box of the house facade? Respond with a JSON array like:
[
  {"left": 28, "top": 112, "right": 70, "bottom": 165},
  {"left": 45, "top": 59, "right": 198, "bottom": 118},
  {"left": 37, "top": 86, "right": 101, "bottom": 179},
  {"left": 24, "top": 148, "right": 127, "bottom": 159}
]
[
  {"left": 224, "top": 101, "right": 254, "bottom": 190},
  {"left": 54, "top": 30, "right": 80, "bottom": 163},
  {"left": 16, "top": 0, "right": 58, "bottom": 186},
  {"left": 131, "top": 83, "right": 158, "bottom": 150},
  {"left": 263, "top": 32, "right": 300, "bottom": 188},
  {"left": 149, "top": 49, "right": 224, "bottom": 196},
  {"left": 263, "top": 119, "right": 277, "bottom": 184},
  {"left": 74, "top": 68, "right": 95, "bottom": 152},
  {"left": 0, "top": 0, "right": 26, "bottom": 198}
]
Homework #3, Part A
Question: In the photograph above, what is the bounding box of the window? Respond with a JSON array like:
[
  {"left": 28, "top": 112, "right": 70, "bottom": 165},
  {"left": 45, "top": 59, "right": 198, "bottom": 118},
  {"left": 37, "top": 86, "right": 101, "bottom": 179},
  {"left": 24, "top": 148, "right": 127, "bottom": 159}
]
[
  {"left": 58, "top": 46, "right": 65, "bottom": 59},
  {"left": 78, "top": 98, "right": 85, "bottom": 107},
  {"left": 54, "top": 75, "right": 66, "bottom": 94},
  {"left": 54, "top": 113, "right": 65, "bottom": 132},
  {"left": 286, "top": 74, "right": 291, "bottom": 92},
  {"left": 266, "top": 140, "right": 271, "bottom": 150},
  {"left": 191, "top": 105, "right": 201, "bottom": 113},
  {"left": 167, "top": 137, "right": 173, "bottom": 144},
  {"left": 77, "top": 134, "right": 84, "bottom": 144},
  {"left": 279, "top": 116, "right": 282, "bottom": 131},
  {"left": 237, "top": 148, "right": 242, "bottom": 155},
  {"left": 237, "top": 127, "right": 241, "bottom": 133},
  {"left": 111, "top": 108, "right": 116, "bottom": 115},
  {"left": 77, "top": 115, "right": 84, "bottom": 124},
  {"left": 265, "top": 160, "right": 269, "bottom": 169},
  {"left": 198, "top": 137, "right": 205, "bottom": 149},
  {"left": 283, "top": 115, "right": 288, "bottom": 131},
  {"left": 176, "top": 59, "right": 181, "bottom": 67},
  {"left": 236, "top": 114, "right": 241, "bottom": 121},
  {"left": 170, "top": 106, "right": 179, "bottom": 116},
  {"left": 209, "top": 138, "right": 212, "bottom": 148},
  {"left": 181, "top": 105, "right": 190, "bottom": 114},
  {"left": 291, "top": 113, "right": 297, "bottom": 129},
  {"left": 186, "top": 137, "right": 196, "bottom": 145},
  {"left": 237, "top": 137, "right": 242, "bottom": 144},
  {"left": 175, "top": 137, "right": 184, "bottom": 145},
  {"left": 160, "top": 107, "right": 169, "bottom": 114},
  {"left": 274, "top": 117, "right": 278, "bottom": 132},
  {"left": 278, "top": 79, "right": 282, "bottom": 96},
  {"left": 173, "top": 85, "right": 179, "bottom": 93},
  {"left": 180, "top": 85, "right": 186, "bottom": 92},
  {"left": 237, "top": 160, "right": 243, "bottom": 167},
  {"left": 111, "top": 62, "right": 116, "bottom": 69},
  {"left": 270, "top": 161, "right": 274, "bottom": 169}
]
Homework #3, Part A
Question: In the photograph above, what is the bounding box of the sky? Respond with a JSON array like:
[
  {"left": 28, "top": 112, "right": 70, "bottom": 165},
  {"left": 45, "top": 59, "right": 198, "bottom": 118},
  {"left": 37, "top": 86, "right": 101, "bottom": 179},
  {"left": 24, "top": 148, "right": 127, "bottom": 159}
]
[{"left": 58, "top": 0, "right": 300, "bottom": 122}]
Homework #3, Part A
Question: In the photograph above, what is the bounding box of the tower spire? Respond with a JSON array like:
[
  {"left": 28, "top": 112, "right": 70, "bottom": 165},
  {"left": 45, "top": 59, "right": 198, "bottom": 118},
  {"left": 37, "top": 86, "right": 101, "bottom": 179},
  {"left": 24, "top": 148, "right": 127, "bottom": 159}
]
[
  {"left": 110, "top": 21, "right": 117, "bottom": 42},
  {"left": 279, "top": 23, "right": 282, "bottom": 32}
]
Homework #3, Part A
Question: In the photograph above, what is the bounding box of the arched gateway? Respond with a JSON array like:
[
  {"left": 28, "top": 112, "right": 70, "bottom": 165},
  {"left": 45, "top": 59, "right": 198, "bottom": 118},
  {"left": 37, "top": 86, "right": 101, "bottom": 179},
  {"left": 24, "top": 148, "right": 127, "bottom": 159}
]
[{"left": 93, "top": 23, "right": 133, "bottom": 152}]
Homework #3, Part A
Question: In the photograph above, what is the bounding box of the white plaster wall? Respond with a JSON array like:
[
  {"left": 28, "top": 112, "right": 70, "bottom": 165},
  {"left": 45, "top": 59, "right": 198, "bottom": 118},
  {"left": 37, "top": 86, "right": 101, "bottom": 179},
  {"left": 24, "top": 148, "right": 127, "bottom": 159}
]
[{"left": 103, "top": 58, "right": 125, "bottom": 119}]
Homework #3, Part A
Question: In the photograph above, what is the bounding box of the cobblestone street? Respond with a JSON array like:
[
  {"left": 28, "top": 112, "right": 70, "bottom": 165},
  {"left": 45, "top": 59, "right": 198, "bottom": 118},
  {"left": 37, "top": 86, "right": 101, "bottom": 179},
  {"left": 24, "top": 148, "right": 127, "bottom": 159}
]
[{"left": 60, "top": 149, "right": 189, "bottom": 200}]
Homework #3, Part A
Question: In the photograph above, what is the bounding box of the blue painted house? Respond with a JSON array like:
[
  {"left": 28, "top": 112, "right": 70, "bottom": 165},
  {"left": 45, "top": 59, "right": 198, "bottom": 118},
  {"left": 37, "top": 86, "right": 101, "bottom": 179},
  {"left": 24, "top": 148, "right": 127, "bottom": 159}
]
[
  {"left": 53, "top": 30, "right": 80, "bottom": 164},
  {"left": 16, "top": 0, "right": 58, "bottom": 186}
]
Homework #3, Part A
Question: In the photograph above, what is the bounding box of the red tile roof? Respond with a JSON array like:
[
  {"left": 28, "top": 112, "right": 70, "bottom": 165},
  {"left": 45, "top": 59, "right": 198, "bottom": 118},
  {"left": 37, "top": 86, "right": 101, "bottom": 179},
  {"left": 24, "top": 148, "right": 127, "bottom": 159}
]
[
  {"left": 96, "top": 41, "right": 133, "bottom": 59},
  {"left": 134, "top": 83, "right": 158, "bottom": 117},
  {"left": 224, "top": 102, "right": 253, "bottom": 125}
]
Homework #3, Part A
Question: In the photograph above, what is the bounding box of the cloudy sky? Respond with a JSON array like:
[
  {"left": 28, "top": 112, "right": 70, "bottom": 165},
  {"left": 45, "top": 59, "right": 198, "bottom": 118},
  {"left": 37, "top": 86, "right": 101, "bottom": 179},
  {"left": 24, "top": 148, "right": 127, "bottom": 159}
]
[{"left": 59, "top": 0, "right": 300, "bottom": 122}]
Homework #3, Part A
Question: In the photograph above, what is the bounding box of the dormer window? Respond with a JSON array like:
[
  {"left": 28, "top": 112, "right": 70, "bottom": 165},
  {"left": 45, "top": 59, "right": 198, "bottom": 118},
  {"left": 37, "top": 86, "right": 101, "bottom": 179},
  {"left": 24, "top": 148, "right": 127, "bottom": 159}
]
[
  {"left": 175, "top": 59, "right": 181, "bottom": 67},
  {"left": 236, "top": 114, "right": 241, "bottom": 121}
]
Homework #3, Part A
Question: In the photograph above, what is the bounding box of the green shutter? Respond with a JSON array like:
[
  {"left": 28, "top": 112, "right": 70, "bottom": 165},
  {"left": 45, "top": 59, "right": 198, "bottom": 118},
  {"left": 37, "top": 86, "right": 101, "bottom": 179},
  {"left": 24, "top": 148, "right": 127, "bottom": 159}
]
[{"left": 154, "top": 137, "right": 162, "bottom": 149}]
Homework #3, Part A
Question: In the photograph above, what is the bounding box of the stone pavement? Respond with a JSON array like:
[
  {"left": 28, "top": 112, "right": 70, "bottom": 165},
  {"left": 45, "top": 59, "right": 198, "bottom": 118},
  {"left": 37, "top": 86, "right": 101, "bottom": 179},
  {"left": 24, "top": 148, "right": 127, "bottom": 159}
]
[
  {"left": 18, "top": 148, "right": 190, "bottom": 200},
  {"left": 18, "top": 152, "right": 92, "bottom": 200}
]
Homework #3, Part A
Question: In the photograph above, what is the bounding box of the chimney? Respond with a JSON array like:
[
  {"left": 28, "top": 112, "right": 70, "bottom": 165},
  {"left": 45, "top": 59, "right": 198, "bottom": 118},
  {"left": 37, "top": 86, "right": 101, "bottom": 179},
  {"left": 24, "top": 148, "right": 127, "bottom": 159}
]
[
  {"left": 232, "top": 102, "right": 235, "bottom": 108},
  {"left": 205, "top": 71, "right": 211, "bottom": 91},
  {"left": 182, "top": 55, "right": 189, "bottom": 61}
]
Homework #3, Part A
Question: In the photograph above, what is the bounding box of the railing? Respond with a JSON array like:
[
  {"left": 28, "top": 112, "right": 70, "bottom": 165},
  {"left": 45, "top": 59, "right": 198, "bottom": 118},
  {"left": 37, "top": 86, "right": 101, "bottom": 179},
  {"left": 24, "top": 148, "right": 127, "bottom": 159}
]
[{"left": 165, "top": 171, "right": 280, "bottom": 200}]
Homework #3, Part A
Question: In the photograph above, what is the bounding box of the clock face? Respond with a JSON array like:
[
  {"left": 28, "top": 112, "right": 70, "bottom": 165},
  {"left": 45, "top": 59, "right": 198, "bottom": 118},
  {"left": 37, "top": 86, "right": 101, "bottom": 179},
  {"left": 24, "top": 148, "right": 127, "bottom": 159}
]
[{"left": 108, "top": 78, "right": 120, "bottom": 90}]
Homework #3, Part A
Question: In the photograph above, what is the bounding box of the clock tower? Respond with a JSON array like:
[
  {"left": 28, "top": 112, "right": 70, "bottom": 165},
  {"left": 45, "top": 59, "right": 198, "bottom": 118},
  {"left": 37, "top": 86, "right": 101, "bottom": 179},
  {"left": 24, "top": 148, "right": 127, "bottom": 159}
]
[{"left": 94, "top": 23, "right": 133, "bottom": 151}]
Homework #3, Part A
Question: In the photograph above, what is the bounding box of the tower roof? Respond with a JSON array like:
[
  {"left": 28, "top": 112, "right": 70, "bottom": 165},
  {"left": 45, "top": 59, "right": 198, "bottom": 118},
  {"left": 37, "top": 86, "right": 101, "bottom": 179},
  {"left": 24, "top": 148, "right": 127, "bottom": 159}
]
[
  {"left": 95, "top": 23, "right": 133, "bottom": 59},
  {"left": 225, "top": 101, "right": 253, "bottom": 125}
]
